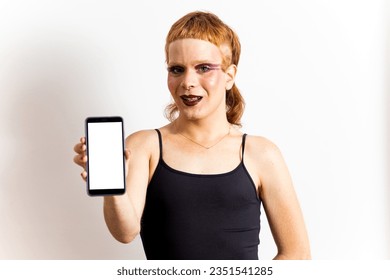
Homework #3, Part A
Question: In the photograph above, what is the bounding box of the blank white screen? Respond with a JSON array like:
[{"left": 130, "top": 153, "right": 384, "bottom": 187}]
[{"left": 87, "top": 122, "right": 124, "bottom": 190}]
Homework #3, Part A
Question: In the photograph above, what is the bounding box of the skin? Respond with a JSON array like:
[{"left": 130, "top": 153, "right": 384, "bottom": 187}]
[{"left": 74, "top": 38, "right": 311, "bottom": 260}]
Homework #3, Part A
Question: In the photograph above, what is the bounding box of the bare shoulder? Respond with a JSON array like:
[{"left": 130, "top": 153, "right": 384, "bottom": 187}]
[
  {"left": 245, "top": 135, "right": 284, "bottom": 163},
  {"left": 125, "top": 129, "right": 159, "bottom": 153},
  {"left": 244, "top": 134, "right": 289, "bottom": 181},
  {"left": 244, "top": 134, "right": 292, "bottom": 194}
]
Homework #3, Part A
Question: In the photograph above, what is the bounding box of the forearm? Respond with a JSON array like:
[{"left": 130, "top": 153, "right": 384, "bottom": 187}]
[
  {"left": 103, "top": 195, "right": 140, "bottom": 243},
  {"left": 273, "top": 254, "right": 311, "bottom": 260},
  {"left": 273, "top": 247, "right": 311, "bottom": 260}
]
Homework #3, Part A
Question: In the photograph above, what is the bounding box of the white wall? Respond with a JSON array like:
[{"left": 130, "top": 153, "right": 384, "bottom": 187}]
[{"left": 0, "top": 0, "right": 388, "bottom": 259}]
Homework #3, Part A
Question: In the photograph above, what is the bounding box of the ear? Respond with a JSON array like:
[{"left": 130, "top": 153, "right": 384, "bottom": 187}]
[{"left": 225, "top": 64, "right": 237, "bottom": 91}]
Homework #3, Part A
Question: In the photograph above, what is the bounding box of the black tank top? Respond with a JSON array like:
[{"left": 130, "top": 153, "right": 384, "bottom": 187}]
[{"left": 140, "top": 129, "right": 261, "bottom": 260}]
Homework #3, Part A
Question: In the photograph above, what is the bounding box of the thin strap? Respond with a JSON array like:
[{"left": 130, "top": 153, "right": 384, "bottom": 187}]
[
  {"left": 155, "top": 129, "right": 163, "bottom": 159},
  {"left": 241, "top": 133, "right": 247, "bottom": 160}
]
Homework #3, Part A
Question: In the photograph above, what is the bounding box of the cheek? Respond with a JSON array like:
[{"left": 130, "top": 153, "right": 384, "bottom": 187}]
[
  {"left": 200, "top": 73, "right": 224, "bottom": 89},
  {"left": 167, "top": 76, "right": 179, "bottom": 94}
]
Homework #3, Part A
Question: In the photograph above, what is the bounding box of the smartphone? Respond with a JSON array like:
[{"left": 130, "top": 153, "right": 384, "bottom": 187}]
[{"left": 85, "top": 116, "right": 126, "bottom": 196}]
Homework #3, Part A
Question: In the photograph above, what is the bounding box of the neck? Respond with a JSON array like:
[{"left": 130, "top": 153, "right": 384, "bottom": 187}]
[
  {"left": 174, "top": 116, "right": 231, "bottom": 142},
  {"left": 173, "top": 118, "right": 231, "bottom": 150}
]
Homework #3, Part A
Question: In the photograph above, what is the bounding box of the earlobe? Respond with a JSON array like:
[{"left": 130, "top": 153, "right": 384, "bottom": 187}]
[{"left": 225, "top": 64, "right": 237, "bottom": 90}]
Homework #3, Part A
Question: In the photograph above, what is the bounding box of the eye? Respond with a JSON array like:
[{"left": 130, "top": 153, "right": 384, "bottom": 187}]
[
  {"left": 197, "top": 64, "right": 211, "bottom": 73},
  {"left": 195, "top": 63, "right": 220, "bottom": 74},
  {"left": 167, "top": 66, "right": 184, "bottom": 75}
]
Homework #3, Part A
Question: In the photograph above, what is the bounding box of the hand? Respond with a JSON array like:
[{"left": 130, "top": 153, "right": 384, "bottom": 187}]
[
  {"left": 73, "top": 137, "right": 88, "bottom": 181},
  {"left": 73, "top": 137, "right": 131, "bottom": 182}
]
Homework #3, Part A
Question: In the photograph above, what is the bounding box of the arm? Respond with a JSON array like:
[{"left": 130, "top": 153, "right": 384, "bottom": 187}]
[
  {"left": 74, "top": 130, "right": 155, "bottom": 244},
  {"left": 248, "top": 137, "right": 311, "bottom": 259},
  {"left": 103, "top": 130, "right": 154, "bottom": 243}
]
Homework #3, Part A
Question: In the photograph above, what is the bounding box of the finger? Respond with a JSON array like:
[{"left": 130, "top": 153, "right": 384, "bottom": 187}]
[
  {"left": 81, "top": 170, "right": 87, "bottom": 182},
  {"left": 73, "top": 154, "right": 80, "bottom": 165},
  {"left": 73, "top": 154, "right": 87, "bottom": 167},
  {"left": 74, "top": 142, "right": 86, "bottom": 154},
  {"left": 74, "top": 137, "right": 86, "bottom": 153},
  {"left": 73, "top": 142, "right": 82, "bottom": 153},
  {"left": 124, "top": 149, "right": 130, "bottom": 160}
]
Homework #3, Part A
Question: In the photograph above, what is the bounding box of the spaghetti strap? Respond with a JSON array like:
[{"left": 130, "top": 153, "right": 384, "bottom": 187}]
[
  {"left": 155, "top": 129, "right": 163, "bottom": 159},
  {"left": 241, "top": 133, "right": 247, "bottom": 160}
]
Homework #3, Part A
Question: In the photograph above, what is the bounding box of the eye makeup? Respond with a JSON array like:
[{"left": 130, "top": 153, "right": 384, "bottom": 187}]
[
  {"left": 195, "top": 63, "right": 220, "bottom": 73},
  {"left": 167, "top": 63, "right": 221, "bottom": 75},
  {"left": 167, "top": 65, "right": 185, "bottom": 75},
  {"left": 196, "top": 63, "right": 220, "bottom": 70}
]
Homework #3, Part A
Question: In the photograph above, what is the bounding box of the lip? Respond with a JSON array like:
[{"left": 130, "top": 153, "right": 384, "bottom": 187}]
[{"left": 180, "top": 95, "right": 203, "bottom": 106}]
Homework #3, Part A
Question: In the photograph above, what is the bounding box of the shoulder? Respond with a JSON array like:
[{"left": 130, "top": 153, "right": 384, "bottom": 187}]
[
  {"left": 245, "top": 134, "right": 283, "bottom": 161},
  {"left": 244, "top": 134, "right": 292, "bottom": 190},
  {"left": 126, "top": 129, "right": 158, "bottom": 141},
  {"left": 125, "top": 129, "right": 159, "bottom": 152},
  {"left": 244, "top": 134, "right": 288, "bottom": 178}
]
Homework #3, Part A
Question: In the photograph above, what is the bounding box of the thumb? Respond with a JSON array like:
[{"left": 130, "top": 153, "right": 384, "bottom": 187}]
[{"left": 124, "top": 149, "right": 131, "bottom": 160}]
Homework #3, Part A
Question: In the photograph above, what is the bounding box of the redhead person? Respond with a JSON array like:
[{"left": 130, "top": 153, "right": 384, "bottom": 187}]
[{"left": 73, "top": 11, "right": 311, "bottom": 260}]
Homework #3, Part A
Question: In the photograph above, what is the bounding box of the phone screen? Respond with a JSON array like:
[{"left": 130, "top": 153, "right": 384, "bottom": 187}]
[{"left": 85, "top": 116, "right": 126, "bottom": 196}]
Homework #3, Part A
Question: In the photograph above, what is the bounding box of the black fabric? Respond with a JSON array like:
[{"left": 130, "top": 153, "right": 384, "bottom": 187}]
[{"left": 140, "top": 129, "right": 261, "bottom": 260}]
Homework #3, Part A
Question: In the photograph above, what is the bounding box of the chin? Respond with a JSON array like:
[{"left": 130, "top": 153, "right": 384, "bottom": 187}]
[
  {"left": 179, "top": 108, "right": 204, "bottom": 121},
  {"left": 181, "top": 113, "right": 202, "bottom": 121}
]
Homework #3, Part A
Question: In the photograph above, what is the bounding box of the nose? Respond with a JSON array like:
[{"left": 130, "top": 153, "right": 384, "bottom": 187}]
[{"left": 181, "top": 69, "right": 198, "bottom": 90}]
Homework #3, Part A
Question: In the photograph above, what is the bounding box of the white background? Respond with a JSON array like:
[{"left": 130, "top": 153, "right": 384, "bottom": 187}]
[{"left": 0, "top": 0, "right": 388, "bottom": 259}]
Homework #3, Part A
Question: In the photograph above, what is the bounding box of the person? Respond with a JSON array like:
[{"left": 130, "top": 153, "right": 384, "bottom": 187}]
[{"left": 73, "top": 11, "right": 311, "bottom": 260}]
